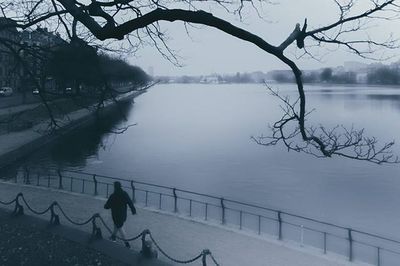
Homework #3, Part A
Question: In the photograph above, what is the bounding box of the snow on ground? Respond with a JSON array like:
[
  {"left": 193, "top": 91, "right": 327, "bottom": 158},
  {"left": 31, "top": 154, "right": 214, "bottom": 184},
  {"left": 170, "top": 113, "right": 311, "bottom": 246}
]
[{"left": 0, "top": 181, "right": 371, "bottom": 266}]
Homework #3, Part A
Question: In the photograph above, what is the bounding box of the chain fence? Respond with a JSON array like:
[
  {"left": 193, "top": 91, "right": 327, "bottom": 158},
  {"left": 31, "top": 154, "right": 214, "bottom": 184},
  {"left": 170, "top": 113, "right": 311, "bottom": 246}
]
[{"left": 0, "top": 192, "right": 220, "bottom": 266}]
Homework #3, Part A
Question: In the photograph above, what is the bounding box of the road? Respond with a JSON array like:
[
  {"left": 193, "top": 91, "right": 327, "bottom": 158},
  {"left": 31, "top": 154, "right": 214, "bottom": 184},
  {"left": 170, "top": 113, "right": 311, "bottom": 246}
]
[{"left": 0, "top": 92, "right": 41, "bottom": 109}]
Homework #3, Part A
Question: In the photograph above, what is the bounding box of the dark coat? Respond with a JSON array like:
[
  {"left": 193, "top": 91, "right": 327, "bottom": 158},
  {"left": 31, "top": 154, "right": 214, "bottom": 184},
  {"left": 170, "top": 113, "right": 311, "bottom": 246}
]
[{"left": 104, "top": 189, "right": 136, "bottom": 228}]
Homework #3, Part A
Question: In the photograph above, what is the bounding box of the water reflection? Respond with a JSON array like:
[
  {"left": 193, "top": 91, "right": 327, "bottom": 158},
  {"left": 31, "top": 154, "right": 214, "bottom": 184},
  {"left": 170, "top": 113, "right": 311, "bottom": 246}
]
[
  {"left": 6, "top": 101, "right": 134, "bottom": 173},
  {"left": 306, "top": 87, "right": 400, "bottom": 112}
]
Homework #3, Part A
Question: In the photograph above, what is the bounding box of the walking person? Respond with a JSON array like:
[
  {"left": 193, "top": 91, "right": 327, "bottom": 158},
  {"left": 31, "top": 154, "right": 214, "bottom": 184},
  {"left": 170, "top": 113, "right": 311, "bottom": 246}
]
[{"left": 104, "top": 181, "right": 136, "bottom": 248}]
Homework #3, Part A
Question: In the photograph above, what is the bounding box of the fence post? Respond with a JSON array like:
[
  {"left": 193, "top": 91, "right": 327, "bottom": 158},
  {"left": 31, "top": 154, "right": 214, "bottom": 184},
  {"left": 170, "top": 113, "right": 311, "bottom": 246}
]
[
  {"left": 13, "top": 194, "right": 24, "bottom": 216},
  {"left": 278, "top": 211, "right": 282, "bottom": 240},
  {"left": 173, "top": 188, "right": 178, "bottom": 213},
  {"left": 36, "top": 173, "right": 40, "bottom": 186},
  {"left": 93, "top": 174, "right": 98, "bottom": 196},
  {"left": 239, "top": 211, "right": 243, "bottom": 230},
  {"left": 58, "top": 170, "right": 63, "bottom": 190},
  {"left": 141, "top": 229, "right": 151, "bottom": 256},
  {"left": 91, "top": 214, "right": 102, "bottom": 240},
  {"left": 24, "top": 167, "right": 30, "bottom": 185},
  {"left": 300, "top": 225, "right": 304, "bottom": 246},
  {"left": 220, "top": 198, "right": 226, "bottom": 225},
  {"left": 377, "top": 247, "right": 381, "bottom": 266},
  {"left": 202, "top": 249, "right": 210, "bottom": 266},
  {"left": 348, "top": 229, "right": 353, "bottom": 262},
  {"left": 50, "top": 202, "right": 60, "bottom": 226},
  {"left": 323, "top": 232, "right": 327, "bottom": 254},
  {"left": 130, "top": 181, "right": 136, "bottom": 203}
]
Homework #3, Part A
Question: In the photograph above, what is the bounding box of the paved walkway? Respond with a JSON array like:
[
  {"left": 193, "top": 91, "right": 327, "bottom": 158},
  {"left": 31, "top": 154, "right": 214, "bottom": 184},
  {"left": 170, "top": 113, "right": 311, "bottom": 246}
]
[{"left": 0, "top": 182, "right": 368, "bottom": 266}]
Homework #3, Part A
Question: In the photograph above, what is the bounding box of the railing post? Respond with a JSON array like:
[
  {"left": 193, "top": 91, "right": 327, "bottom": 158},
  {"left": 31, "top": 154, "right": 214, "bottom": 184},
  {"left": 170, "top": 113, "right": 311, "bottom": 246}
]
[
  {"left": 205, "top": 203, "right": 208, "bottom": 221},
  {"left": 189, "top": 199, "right": 192, "bottom": 217},
  {"left": 47, "top": 174, "right": 50, "bottom": 188},
  {"left": 159, "top": 193, "right": 162, "bottom": 210},
  {"left": 57, "top": 170, "right": 63, "bottom": 190},
  {"left": 377, "top": 247, "right": 381, "bottom": 266},
  {"left": 220, "top": 198, "right": 226, "bottom": 225},
  {"left": 323, "top": 232, "right": 327, "bottom": 254},
  {"left": 93, "top": 174, "right": 98, "bottom": 196},
  {"left": 348, "top": 229, "right": 353, "bottom": 262},
  {"left": 13, "top": 193, "right": 24, "bottom": 216},
  {"left": 82, "top": 180, "right": 85, "bottom": 193},
  {"left": 49, "top": 202, "right": 60, "bottom": 226},
  {"left": 36, "top": 173, "right": 40, "bottom": 186},
  {"left": 24, "top": 167, "right": 30, "bottom": 185},
  {"left": 300, "top": 225, "right": 304, "bottom": 246},
  {"left": 130, "top": 181, "right": 136, "bottom": 203},
  {"left": 145, "top": 191, "right": 148, "bottom": 206},
  {"left": 173, "top": 188, "right": 178, "bottom": 213},
  {"left": 239, "top": 211, "right": 243, "bottom": 230},
  {"left": 258, "top": 215, "right": 261, "bottom": 235},
  {"left": 278, "top": 211, "right": 282, "bottom": 240}
]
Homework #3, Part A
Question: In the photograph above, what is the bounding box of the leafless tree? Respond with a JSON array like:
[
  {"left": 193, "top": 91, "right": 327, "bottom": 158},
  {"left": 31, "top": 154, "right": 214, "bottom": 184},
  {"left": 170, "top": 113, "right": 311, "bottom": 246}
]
[{"left": 1, "top": 0, "right": 399, "bottom": 163}]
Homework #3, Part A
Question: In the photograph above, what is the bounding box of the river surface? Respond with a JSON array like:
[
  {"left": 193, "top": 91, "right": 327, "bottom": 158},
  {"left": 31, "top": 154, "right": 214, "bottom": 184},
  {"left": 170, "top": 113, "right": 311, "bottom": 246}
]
[{"left": 7, "top": 83, "right": 400, "bottom": 238}]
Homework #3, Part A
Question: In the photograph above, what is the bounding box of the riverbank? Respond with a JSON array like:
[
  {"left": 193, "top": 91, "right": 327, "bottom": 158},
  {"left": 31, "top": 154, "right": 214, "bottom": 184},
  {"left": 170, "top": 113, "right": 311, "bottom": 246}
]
[
  {"left": 0, "top": 88, "right": 147, "bottom": 169},
  {"left": 0, "top": 181, "right": 367, "bottom": 266}
]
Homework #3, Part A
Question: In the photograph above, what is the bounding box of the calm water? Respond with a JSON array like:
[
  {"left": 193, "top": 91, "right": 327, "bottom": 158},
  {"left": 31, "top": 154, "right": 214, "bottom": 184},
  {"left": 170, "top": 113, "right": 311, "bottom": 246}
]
[{"left": 7, "top": 83, "right": 400, "bottom": 238}]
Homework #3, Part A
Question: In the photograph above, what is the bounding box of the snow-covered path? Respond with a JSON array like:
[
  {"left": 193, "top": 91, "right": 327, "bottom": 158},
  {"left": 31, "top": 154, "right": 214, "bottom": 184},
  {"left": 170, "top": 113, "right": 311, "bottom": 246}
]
[{"left": 0, "top": 182, "right": 367, "bottom": 266}]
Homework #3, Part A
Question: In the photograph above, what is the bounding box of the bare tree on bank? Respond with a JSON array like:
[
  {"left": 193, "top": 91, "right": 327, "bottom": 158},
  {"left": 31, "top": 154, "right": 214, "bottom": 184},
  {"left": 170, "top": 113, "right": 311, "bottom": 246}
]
[{"left": 0, "top": 0, "right": 399, "bottom": 163}]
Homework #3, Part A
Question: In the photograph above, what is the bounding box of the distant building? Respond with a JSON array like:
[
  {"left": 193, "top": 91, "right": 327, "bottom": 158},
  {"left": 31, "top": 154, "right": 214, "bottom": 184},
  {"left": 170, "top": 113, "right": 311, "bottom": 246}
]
[
  {"left": 356, "top": 72, "right": 368, "bottom": 83},
  {"left": 20, "top": 27, "right": 64, "bottom": 48},
  {"left": 19, "top": 27, "right": 66, "bottom": 91},
  {"left": 0, "top": 17, "right": 20, "bottom": 88},
  {"left": 0, "top": 19, "right": 66, "bottom": 91},
  {"left": 199, "top": 75, "right": 220, "bottom": 84}
]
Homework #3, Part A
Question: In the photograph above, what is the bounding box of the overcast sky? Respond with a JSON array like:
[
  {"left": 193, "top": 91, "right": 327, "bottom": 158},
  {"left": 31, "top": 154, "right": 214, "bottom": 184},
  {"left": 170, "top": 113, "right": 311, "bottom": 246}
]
[{"left": 126, "top": 0, "right": 400, "bottom": 76}]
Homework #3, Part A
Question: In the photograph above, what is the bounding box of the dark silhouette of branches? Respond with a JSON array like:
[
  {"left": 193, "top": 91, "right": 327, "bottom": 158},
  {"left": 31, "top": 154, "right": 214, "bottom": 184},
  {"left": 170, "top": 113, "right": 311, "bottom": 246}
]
[
  {"left": 0, "top": 0, "right": 399, "bottom": 163},
  {"left": 252, "top": 86, "right": 398, "bottom": 164}
]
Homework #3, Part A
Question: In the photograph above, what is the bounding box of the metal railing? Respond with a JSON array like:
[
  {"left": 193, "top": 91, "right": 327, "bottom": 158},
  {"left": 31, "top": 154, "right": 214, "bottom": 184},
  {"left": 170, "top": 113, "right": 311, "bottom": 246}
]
[
  {"left": 0, "top": 192, "right": 219, "bottom": 266},
  {"left": 5, "top": 167, "right": 400, "bottom": 266}
]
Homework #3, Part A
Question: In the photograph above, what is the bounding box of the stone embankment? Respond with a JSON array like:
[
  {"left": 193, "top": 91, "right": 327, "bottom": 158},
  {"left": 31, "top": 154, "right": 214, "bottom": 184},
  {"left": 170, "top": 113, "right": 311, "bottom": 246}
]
[{"left": 0, "top": 89, "right": 147, "bottom": 169}]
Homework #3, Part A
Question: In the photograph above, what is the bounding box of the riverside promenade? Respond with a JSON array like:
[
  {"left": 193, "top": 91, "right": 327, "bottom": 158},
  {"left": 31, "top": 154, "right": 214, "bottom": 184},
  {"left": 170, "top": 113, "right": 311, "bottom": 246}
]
[{"left": 0, "top": 181, "right": 367, "bottom": 266}]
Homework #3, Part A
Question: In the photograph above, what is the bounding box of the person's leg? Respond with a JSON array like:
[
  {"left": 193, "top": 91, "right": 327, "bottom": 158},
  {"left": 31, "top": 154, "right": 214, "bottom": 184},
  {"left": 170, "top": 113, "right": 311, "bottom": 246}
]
[
  {"left": 118, "top": 226, "right": 127, "bottom": 239},
  {"left": 117, "top": 226, "right": 131, "bottom": 248},
  {"left": 110, "top": 224, "right": 118, "bottom": 241}
]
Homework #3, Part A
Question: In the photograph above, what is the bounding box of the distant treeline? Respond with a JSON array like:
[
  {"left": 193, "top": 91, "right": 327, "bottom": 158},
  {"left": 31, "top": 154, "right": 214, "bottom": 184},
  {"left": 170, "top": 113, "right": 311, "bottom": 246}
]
[
  {"left": 159, "top": 65, "right": 400, "bottom": 86},
  {"left": 272, "top": 66, "right": 400, "bottom": 85},
  {"left": 44, "top": 39, "right": 150, "bottom": 94}
]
